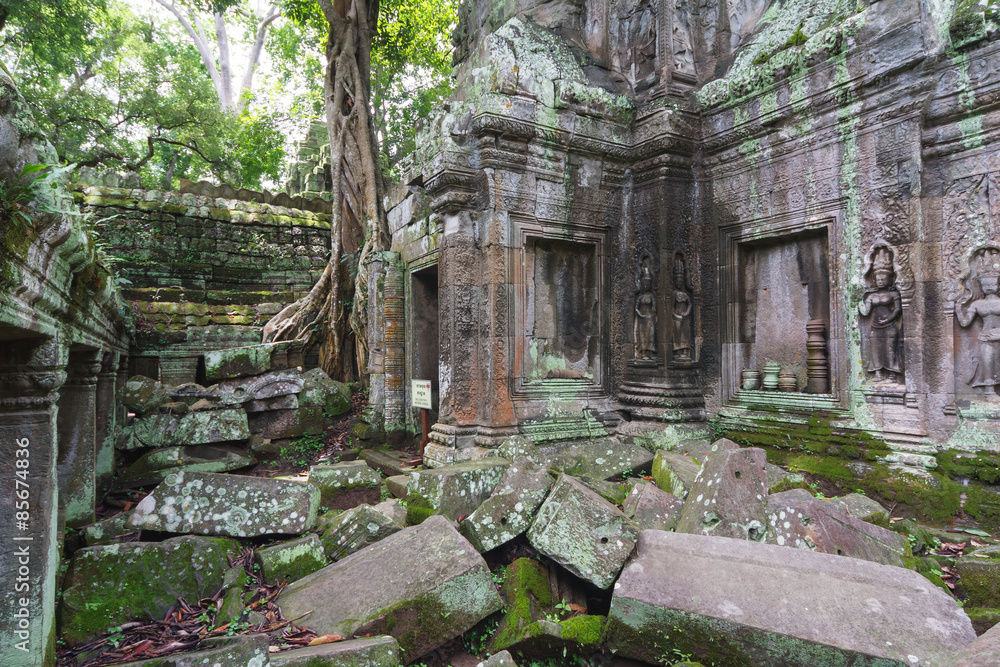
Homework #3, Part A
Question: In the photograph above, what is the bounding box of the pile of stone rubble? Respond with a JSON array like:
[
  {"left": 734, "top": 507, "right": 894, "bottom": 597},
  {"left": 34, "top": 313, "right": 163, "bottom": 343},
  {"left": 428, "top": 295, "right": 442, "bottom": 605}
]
[{"left": 59, "top": 395, "right": 1000, "bottom": 666}]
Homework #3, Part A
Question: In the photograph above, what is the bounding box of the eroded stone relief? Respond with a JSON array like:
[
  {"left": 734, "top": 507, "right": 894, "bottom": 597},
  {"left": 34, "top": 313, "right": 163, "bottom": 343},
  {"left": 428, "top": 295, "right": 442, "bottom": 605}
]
[
  {"left": 957, "top": 247, "right": 1000, "bottom": 391},
  {"left": 633, "top": 255, "right": 659, "bottom": 361},
  {"left": 671, "top": 253, "right": 693, "bottom": 362},
  {"left": 858, "top": 246, "right": 904, "bottom": 385}
]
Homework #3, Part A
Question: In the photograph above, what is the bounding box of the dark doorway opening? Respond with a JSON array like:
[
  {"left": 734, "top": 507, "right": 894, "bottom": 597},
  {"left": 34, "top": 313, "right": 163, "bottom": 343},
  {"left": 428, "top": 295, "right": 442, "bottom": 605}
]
[{"left": 411, "top": 265, "right": 439, "bottom": 422}]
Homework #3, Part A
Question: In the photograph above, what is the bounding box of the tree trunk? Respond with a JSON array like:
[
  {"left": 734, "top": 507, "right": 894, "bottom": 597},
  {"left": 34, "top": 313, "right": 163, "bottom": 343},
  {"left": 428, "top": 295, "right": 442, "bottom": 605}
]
[{"left": 261, "top": 0, "right": 389, "bottom": 384}]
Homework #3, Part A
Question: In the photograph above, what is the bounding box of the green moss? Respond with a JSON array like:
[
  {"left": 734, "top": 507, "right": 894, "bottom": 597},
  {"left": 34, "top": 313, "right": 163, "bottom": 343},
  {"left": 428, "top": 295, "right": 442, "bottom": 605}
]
[
  {"left": 404, "top": 492, "right": 436, "bottom": 525},
  {"left": 489, "top": 558, "right": 553, "bottom": 652},
  {"left": 965, "top": 607, "right": 1000, "bottom": 635},
  {"left": 557, "top": 614, "right": 604, "bottom": 645}
]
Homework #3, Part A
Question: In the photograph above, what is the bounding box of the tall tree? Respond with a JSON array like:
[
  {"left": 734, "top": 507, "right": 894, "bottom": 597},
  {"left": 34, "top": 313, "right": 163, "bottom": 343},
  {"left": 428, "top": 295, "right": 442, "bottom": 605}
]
[
  {"left": 262, "top": 0, "right": 388, "bottom": 382},
  {"left": 155, "top": 0, "right": 281, "bottom": 113}
]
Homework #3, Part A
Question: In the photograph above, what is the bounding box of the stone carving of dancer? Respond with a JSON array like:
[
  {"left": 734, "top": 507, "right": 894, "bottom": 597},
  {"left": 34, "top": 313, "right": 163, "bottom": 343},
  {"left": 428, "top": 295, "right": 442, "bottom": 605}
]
[{"left": 858, "top": 246, "right": 903, "bottom": 383}]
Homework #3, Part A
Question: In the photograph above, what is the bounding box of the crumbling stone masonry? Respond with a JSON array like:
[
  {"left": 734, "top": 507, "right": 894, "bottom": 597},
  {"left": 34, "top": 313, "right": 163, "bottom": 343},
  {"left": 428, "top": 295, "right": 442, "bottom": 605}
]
[
  {"left": 376, "top": 0, "right": 1000, "bottom": 465},
  {"left": 0, "top": 73, "right": 129, "bottom": 667}
]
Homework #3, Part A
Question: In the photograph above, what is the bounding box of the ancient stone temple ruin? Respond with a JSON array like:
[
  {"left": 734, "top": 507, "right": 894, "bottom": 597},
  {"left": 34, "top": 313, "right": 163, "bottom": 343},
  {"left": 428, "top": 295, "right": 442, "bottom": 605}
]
[{"left": 9, "top": 0, "right": 1000, "bottom": 666}]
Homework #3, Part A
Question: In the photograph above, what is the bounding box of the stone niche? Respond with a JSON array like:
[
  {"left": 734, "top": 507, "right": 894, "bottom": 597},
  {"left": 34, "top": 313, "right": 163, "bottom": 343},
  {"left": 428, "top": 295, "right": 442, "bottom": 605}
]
[
  {"left": 734, "top": 230, "right": 831, "bottom": 395},
  {"left": 522, "top": 238, "right": 602, "bottom": 383}
]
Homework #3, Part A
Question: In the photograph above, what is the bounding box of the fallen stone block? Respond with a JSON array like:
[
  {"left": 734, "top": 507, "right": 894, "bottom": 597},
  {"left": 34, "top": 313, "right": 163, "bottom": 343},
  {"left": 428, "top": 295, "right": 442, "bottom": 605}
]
[
  {"left": 255, "top": 534, "right": 327, "bottom": 584},
  {"left": 319, "top": 503, "right": 402, "bottom": 561},
  {"left": 606, "top": 530, "right": 975, "bottom": 666},
  {"left": 459, "top": 458, "right": 551, "bottom": 552},
  {"left": 362, "top": 449, "right": 418, "bottom": 477},
  {"left": 957, "top": 619, "right": 1000, "bottom": 667},
  {"left": 374, "top": 499, "right": 407, "bottom": 526},
  {"left": 535, "top": 437, "right": 653, "bottom": 480},
  {"left": 300, "top": 368, "right": 352, "bottom": 417},
  {"left": 385, "top": 474, "right": 409, "bottom": 498},
  {"left": 119, "top": 375, "right": 169, "bottom": 415},
  {"left": 527, "top": 474, "right": 639, "bottom": 589},
  {"left": 578, "top": 476, "right": 627, "bottom": 505},
  {"left": 622, "top": 480, "right": 683, "bottom": 531},
  {"left": 764, "top": 461, "right": 807, "bottom": 492},
  {"left": 125, "top": 408, "right": 251, "bottom": 450},
  {"left": 478, "top": 650, "right": 519, "bottom": 667},
  {"left": 674, "top": 445, "right": 770, "bottom": 541},
  {"left": 82, "top": 511, "right": 135, "bottom": 546},
  {"left": 107, "top": 634, "right": 269, "bottom": 667},
  {"left": 278, "top": 515, "right": 502, "bottom": 663},
  {"left": 245, "top": 393, "right": 298, "bottom": 412},
  {"left": 115, "top": 444, "right": 255, "bottom": 489},
  {"left": 58, "top": 535, "right": 241, "bottom": 644},
  {"left": 248, "top": 405, "right": 323, "bottom": 439},
  {"left": 269, "top": 635, "right": 400, "bottom": 667},
  {"left": 406, "top": 458, "right": 510, "bottom": 523},
  {"left": 829, "top": 492, "right": 890, "bottom": 524},
  {"left": 213, "top": 369, "right": 305, "bottom": 406},
  {"left": 497, "top": 436, "right": 541, "bottom": 463},
  {"left": 201, "top": 340, "right": 305, "bottom": 383},
  {"left": 310, "top": 460, "right": 382, "bottom": 510},
  {"left": 956, "top": 545, "right": 1000, "bottom": 608},
  {"left": 766, "top": 489, "right": 909, "bottom": 567},
  {"left": 129, "top": 471, "right": 319, "bottom": 537},
  {"left": 651, "top": 450, "right": 700, "bottom": 498}
]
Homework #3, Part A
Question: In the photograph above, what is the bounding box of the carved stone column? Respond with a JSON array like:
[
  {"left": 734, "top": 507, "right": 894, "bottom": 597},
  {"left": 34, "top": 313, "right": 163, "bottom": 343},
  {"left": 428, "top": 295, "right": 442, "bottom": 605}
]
[
  {"left": 0, "top": 338, "right": 67, "bottom": 667},
  {"left": 94, "top": 351, "right": 119, "bottom": 497},
  {"left": 56, "top": 350, "right": 102, "bottom": 532},
  {"left": 383, "top": 256, "right": 406, "bottom": 440}
]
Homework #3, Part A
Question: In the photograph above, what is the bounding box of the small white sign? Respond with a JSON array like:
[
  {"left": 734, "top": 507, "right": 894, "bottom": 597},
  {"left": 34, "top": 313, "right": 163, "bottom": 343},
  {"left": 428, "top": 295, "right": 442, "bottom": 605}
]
[{"left": 412, "top": 379, "right": 432, "bottom": 409}]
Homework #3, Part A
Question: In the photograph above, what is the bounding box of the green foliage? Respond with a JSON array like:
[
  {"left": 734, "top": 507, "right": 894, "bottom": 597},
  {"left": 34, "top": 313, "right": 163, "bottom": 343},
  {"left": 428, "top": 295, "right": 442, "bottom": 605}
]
[
  {"left": 280, "top": 434, "right": 325, "bottom": 467},
  {"left": 0, "top": 163, "right": 47, "bottom": 230},
  {"left": 2, "top": 1, "right": 285, "bottom": 189}
]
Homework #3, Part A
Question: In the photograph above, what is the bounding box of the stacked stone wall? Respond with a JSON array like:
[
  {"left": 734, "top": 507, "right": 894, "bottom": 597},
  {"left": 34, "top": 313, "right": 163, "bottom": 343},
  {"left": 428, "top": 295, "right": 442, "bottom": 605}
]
[{"left": 78, "top": 185, "right": 331, "bottom": 384}]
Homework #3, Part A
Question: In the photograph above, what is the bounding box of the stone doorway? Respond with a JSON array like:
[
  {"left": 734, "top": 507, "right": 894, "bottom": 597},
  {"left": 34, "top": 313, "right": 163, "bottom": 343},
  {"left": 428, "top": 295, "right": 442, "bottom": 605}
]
[{"left": 410, "top": 265, "right": 439, "bottom": 425}]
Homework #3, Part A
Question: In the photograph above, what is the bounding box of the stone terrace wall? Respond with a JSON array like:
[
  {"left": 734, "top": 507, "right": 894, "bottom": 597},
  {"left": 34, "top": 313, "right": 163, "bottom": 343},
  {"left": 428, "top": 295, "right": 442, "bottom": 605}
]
[{"left": 79, "top": 185, "right": 331, "bottom": 384}]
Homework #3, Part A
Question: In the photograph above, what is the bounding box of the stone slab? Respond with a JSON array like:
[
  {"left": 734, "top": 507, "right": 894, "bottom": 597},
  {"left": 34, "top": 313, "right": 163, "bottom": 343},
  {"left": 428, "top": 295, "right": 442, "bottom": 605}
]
[
  {"left": 58, "top": 535, "right": 241, "bottom": 644},
  {"left": 255, "top": 533, "right": 327, "bottom": 584},
  {"left": 82, "top": 511, "right": 135, "bottom": 546},
  {"left": 459, "top": 458, "right": 552, "bottom": 552},
  {"left": 829, "top": 492, "right": 891, "bottom": 524},
  {"left": 407, "top": 459, "right": 510, "bottom": 522},
  {"left": 478, "top": 650, "right": 519, "bottom": 667},
  {"left": 527, "top": 474, "right": 639, "bottom": 589},
  {"left": 766, "top": 489, "right": 909, "bottom": 567},
  {"left": 104, "top": 635, "right": 269, "bottom": 667},
  {"left": 622, "top": 480, "right": 684, "bottom": 532},
  {"left": 319, "top": 503, "right": 403, "bottom": 561},
  {"left": 310, "top": 461, "right": 382, "bottom": 510},
  {"left": 651, "top": 450, "right": 701, "bottom": 498},
  {"left": 269, "top": 635, "right": 400, "bottom": 667},
  {"left": 674, "top": 446, "right": 770, "bottom": 541},
  {"left": 300, "top": 367, "right": 352, "bottom": 417},
  {"left": 606, "top": 530, "right": 976, "bottom": 666},
  {"left": 119, "top": 375, "right": 169, "bottom": 415},
  {"left": 248, "top": 405, "right": 323, "bottom": 439},
  {"left": 956, "top": 620, "right": 1000, "bottom": 667},
  {"left": 201, "top": 340, "right": 304, "bottom": 383},
  {"left": 361, "top": 449, "right": 418, "bottom": 477},
  {"left": 212, "top": 369, "right": 305, "bottom": 406},
  {"left": 115, "top": 444, "right": 255, "bottom": 488},
  {"left": 278, "top": 515, "right": 503, "bottom": 663},
  {"left": 535, "top": 438, "right": 653, "bottom": 480},
  {"left": 129, "top": 471, "right": 319, "bottom": 537},
  {"left": 373, "top": 499, "right": 406, "bottom": 526},
  {"left": 385, "top": 474, "right": 409, "bottom": 498},
  {"left": 125, "top": 408, "right": 250, "bottom": 450}
]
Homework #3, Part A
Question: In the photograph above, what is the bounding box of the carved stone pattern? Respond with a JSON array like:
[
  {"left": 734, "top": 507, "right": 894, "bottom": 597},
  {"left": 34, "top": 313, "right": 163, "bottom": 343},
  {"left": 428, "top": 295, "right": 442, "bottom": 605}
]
[
  {"left": 943, "top": 174, "right": 995, "bottom": 280},
  {"left": 863, "top": 188, "right": 912, "bottom": 248}
]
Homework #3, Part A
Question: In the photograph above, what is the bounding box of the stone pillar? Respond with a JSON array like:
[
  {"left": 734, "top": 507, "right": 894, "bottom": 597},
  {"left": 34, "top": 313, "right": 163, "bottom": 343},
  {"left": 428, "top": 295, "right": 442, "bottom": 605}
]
[
  {"left": 94, "top": 351, "right": 119, "bottom": 497},
  {"left": 0, "top": 338, "right": 67, "bottom": 667},
  {"left": 383, "top": 256, "right": 406, "bottom": 439},
  {"left": 56, "top": 350, "right": 102, "bottom": 532}
]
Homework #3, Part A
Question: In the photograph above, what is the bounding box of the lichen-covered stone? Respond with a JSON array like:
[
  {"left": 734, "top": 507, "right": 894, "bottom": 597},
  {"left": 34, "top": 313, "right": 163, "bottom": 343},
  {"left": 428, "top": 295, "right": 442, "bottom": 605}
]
[
  {"left": 652, "top": 450, "right": 701, "bottom": 498},
  {"left": 606, "top": 530, "right": 975, "bottom": 666},
  {"left": 82, "top": 511, "right": 135, "bottom": 546},
  {"left": 577, "top": 476, "right": 627, "bottom": 505},
  {"left": 497, "top": 436, "right": 541, "bottom": 463},
  {"left": 478, "top": 650, "right": 519, "bottom": 667},
  {"left": 385, "top": 474, "right": 409, "bottom": 498},
  {"left": 674, "top": 446, "right": 770, "bottom": 542},
  {"left": 124, "top": 408, "right": 250, "bottom": 450},
  {"left": 119, "top": 375, "right": 169, "bottom": 415},
  {"left": 460, "top": 457, "right": 552, "bottom": 552},
  {"left": 201, "top": 340, "right": 304, "bottom": 382},
  {"left": 255, "top": 534, "right": 327, "bottom": 584},
  {"left": 58, "top": 535, "right": 241, "bottom": 644},
  {"left": 128, "top": 471, "right": 319, "bottom": 537},
  {"left": 535, "top": 438, "right": 653, "bottom": 480},
  {"left": 406, "top": 459, "right": 510, "bottom": 522},
  {"left": 213, "top": 369, "right": 304, "bottom": 406},
  {"left": 115, "top": 444, "right": 255, "bottom": 488},
  {"left": 527, "top": 474, "right": 639, "bottom": 589},
  {"left": 310, "top": 460, "right": 382, "bottom": 510},
  {"left": 104, "top": 634, "right": 270, "bottom": 667},
  {"left": 765, "top": 489, "right": 909, "bottom": 567},
  {"left": 373, "top": 499, "right": 406, "bottom": 526},
  {"left": 278, "top": 515, "right": 503, "bottom": 663},
  {"left": 828, "top": 492, "right": 890, "bottom": 524},
  {"left": 247, "top": 405, "right": 323, "bottom": 439},
  {"left": 269, "top": 635, "right": 400, "bottom": 667},
  {"left": 300, "top": 367, "right": 352, "bottom": 416},
  {"left": 622, "top": 480, "right": 683, "bottom": 532},
  {"left": 319, "top": 503, "right": 402, "bottom": 561}
]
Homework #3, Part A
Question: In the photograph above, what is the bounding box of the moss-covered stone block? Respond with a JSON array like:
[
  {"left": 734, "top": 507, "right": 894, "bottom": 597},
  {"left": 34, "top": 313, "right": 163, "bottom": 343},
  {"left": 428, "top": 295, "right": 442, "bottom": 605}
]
[
  {"left": 115, "top": 444, "right": 255, "bottom": 488},
  {"left": 125, "top": 408, "right": 250, "bottom": 450},
  {"left": 255, "top": 534, "right": 327, "bottom": 585},
  {"left": 310, "top": 461, "right": 382, "bottom": 510},
  {"left": 957, "top": 546, "right": 1000, "bottom": 608},
  {"left": 459, "top": 457, "right": 552, "bottom": 552},
  {"left": 527, "top": 474, "right": 638, "bottom": 589},
  {"left": 300, "top": 367, "right": 352, "bottom": 417},
  {"left": 652, "top": 449, "right": 701, "bottom": 498},
  {"left": 407, "top": 459, "right": 510, "bottom": 521},
  {"left": 320, "top": 503, "right": 402, "bottom": 561},
  {"left": 58, "top": 535, "right": 241, "bottom": 644},
  {"left": 268, "top": 635, "right": 400, "bottom": 667}
]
